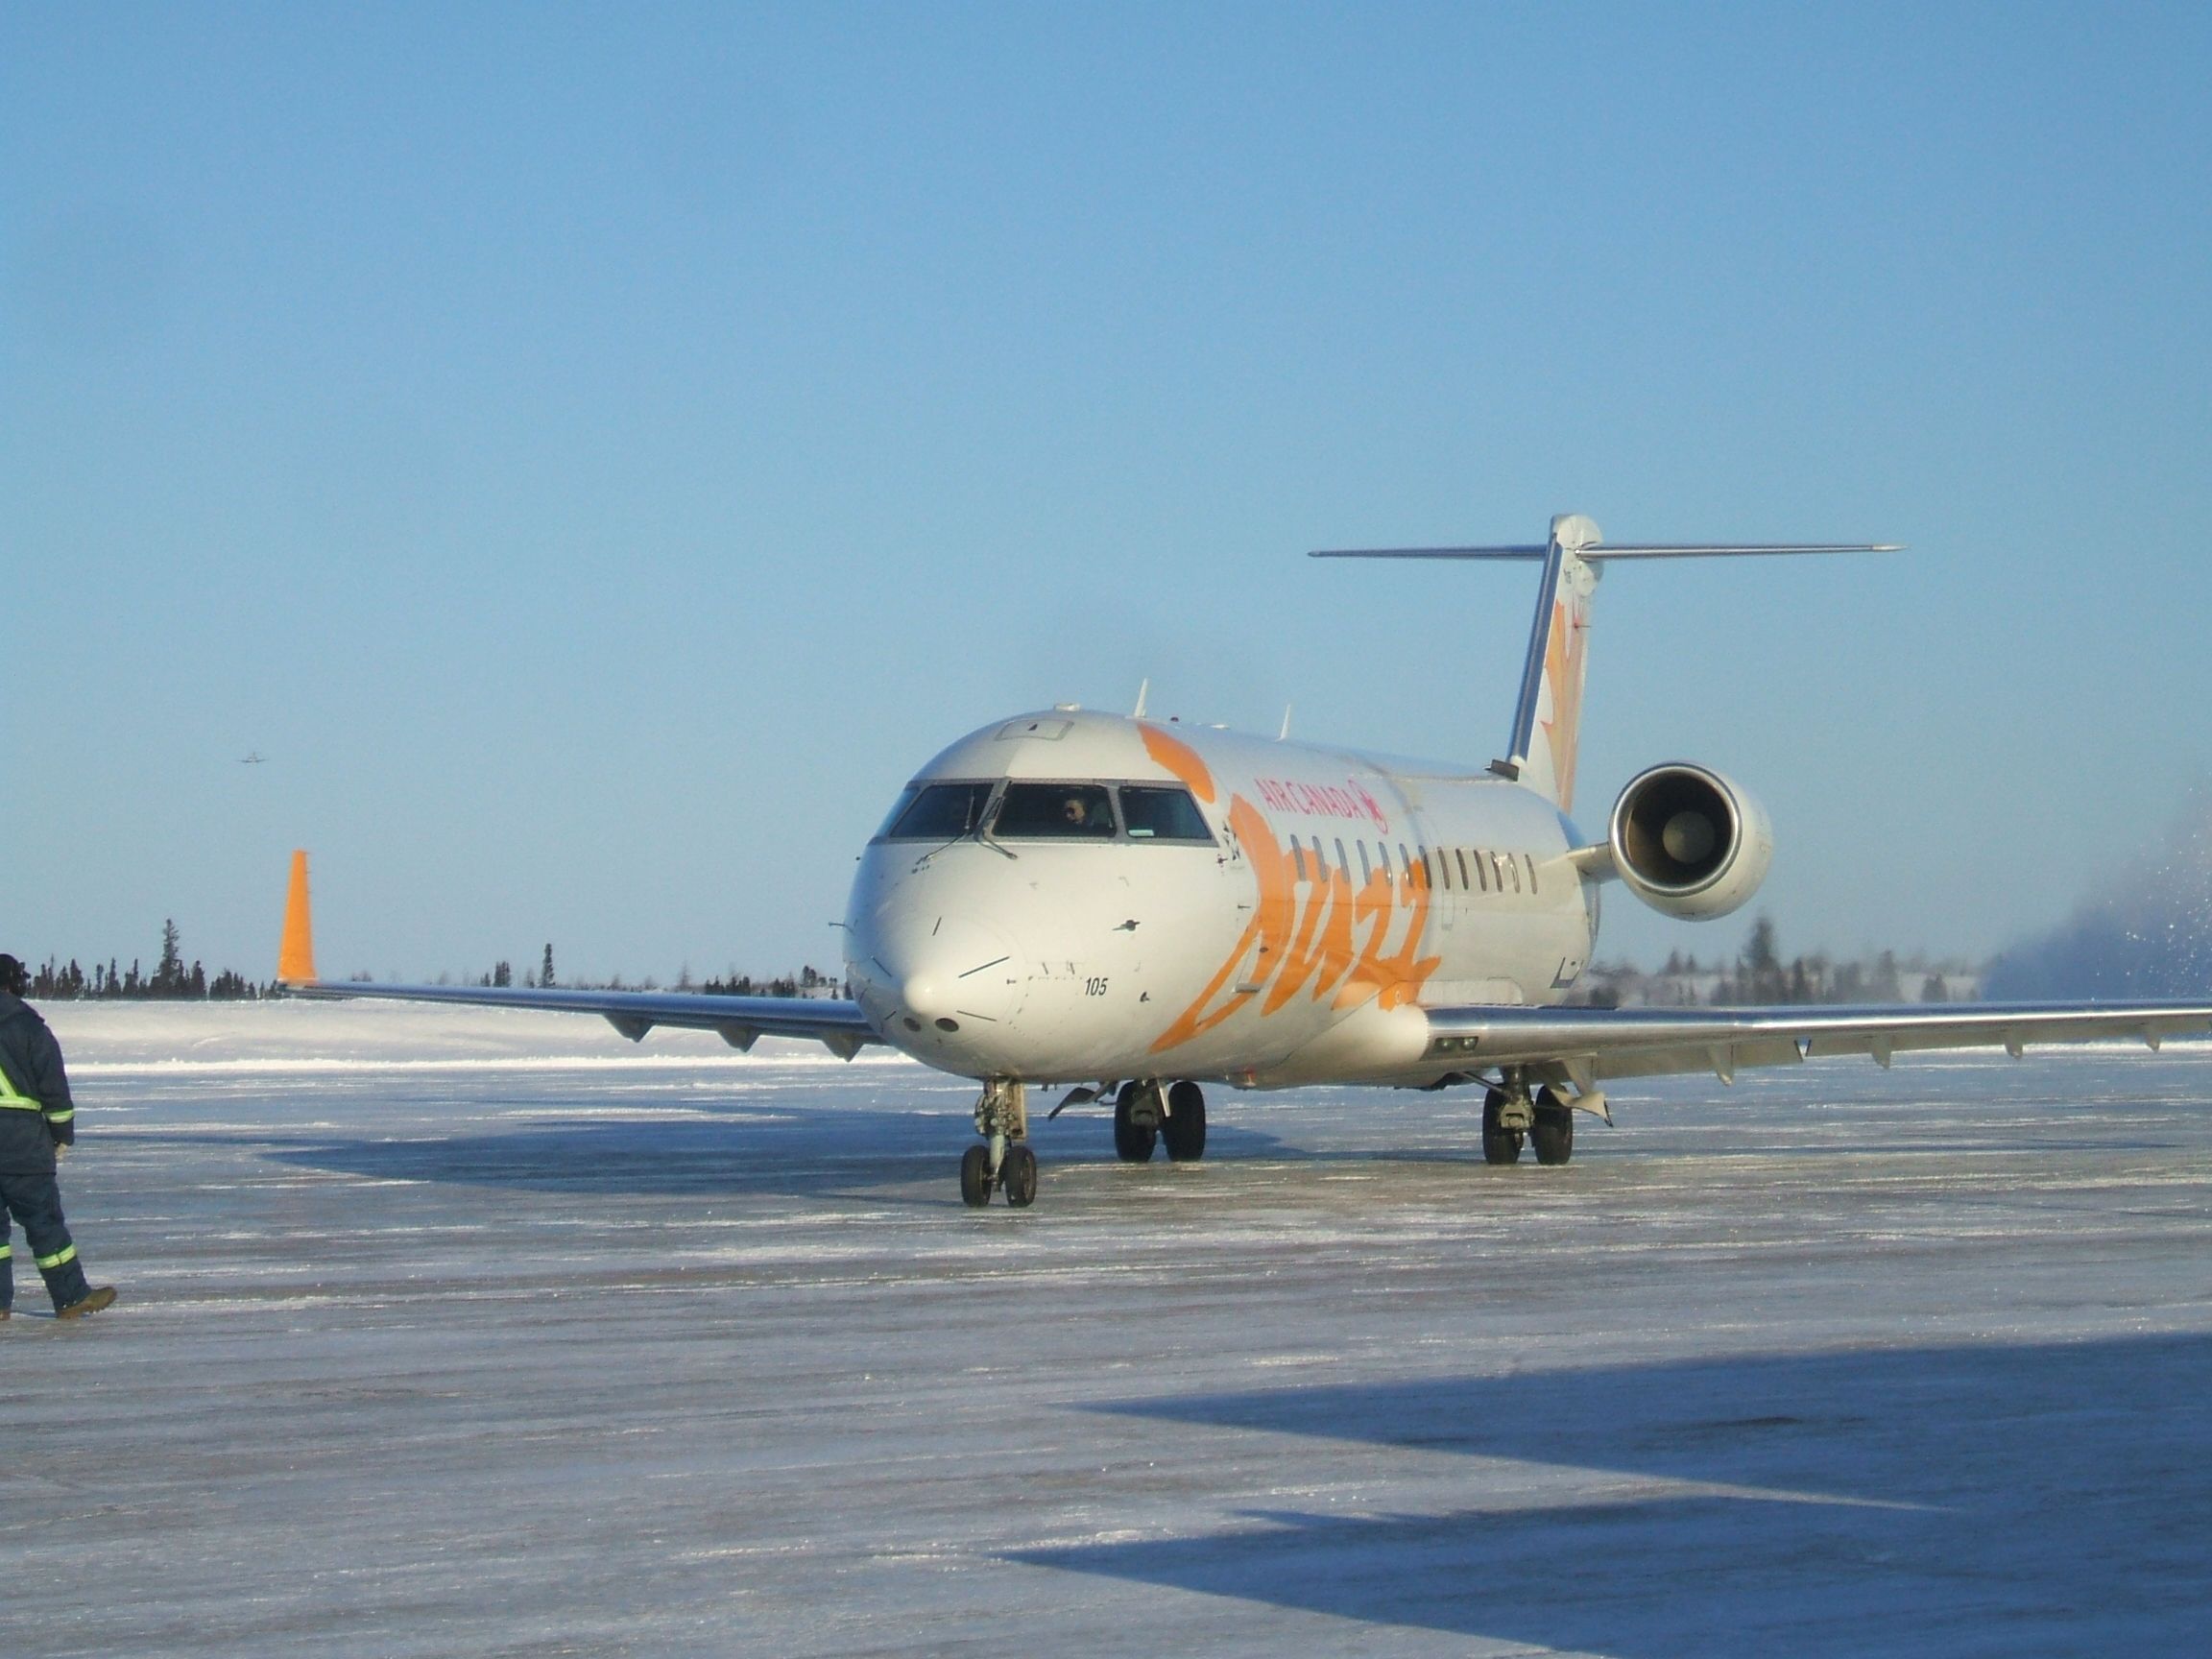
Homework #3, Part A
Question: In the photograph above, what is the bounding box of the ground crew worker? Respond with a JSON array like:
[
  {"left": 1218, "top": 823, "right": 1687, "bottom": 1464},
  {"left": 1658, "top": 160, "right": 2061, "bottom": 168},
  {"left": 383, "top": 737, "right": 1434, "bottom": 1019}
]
[{"left": 0, "top": 953, "right": 117, "bottom": 1320}]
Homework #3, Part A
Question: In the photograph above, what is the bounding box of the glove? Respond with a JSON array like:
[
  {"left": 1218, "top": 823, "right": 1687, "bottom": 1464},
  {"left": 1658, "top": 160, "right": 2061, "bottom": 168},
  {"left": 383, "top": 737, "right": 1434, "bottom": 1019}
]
[{"left": 55, "top": 1142, "right": 68, "bottom": 1162}]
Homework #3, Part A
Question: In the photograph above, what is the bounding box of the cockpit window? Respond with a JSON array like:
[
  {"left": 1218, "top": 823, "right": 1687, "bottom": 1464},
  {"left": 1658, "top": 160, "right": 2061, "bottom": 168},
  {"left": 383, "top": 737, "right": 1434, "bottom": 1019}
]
[
  {"left": 873, "top": 785, "right": 922, "bottom": 839},
  {"left": 881, "top": 781, "right": 997, "bottom": 841},
  {"left": 878, "top": 778, "right": 1214, "bottom": 848},
  {"left": 1118, "top": 784, "right": 1214, "bottom": 843},
  {"left": 994, "top": 782, "right": 1117, "bottom": 839}
]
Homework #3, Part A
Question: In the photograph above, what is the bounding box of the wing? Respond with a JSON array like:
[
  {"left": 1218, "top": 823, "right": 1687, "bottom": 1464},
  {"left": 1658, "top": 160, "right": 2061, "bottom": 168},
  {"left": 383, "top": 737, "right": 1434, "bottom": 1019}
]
[
  {"left": 1422, "top": 999, "right": 2212, "bottom": 1090},
  {"left": 276, "top": 851, "right": 878, "bottom": 1060},
  {"left": 290, "top": 977, "right": 879, "bottom": 1060}
]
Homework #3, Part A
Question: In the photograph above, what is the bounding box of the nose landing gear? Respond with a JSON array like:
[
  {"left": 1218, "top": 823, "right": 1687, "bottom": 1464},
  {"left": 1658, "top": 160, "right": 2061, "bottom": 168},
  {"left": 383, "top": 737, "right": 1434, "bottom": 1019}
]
[{"left": 962, "top": 1078, "right": 1037, "bottom": 1208}]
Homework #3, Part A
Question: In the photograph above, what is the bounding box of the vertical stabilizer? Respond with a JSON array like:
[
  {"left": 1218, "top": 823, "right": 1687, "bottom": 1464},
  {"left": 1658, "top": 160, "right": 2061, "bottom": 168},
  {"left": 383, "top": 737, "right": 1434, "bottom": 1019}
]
[{"left": 1498, "top": 514, "right": 1602, "bottom": 813}]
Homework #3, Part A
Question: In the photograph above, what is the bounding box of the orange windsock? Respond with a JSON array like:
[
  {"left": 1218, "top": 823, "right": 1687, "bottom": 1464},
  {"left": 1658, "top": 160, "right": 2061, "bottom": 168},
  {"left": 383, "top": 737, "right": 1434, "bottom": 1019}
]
[{"left": 278, "top": 850, "right": 317, "bottom": 984}]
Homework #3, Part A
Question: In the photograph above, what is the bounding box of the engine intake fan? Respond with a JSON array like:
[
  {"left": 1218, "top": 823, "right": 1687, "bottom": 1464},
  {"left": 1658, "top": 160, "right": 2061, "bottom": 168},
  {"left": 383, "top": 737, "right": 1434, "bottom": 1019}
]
[{"left": 1607, "top": 762, "right": 1772, "bottom": 921}]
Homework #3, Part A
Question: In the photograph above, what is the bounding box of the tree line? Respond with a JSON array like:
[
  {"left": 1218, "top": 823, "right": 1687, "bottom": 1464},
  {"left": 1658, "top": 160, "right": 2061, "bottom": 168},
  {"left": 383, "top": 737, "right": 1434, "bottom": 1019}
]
[
  {"left": 21, "top": 926, "right": 846, "bottom": 1002},
  {"left": 24, "top": 921, "right": 275, "bottom": 1000},
  {"left": 26, "top": 913, "right": 1962, "bottom": 1011},
  {"left": 469, "top": 949, "right": 847, "bottom": 998},
  {"left": 1576, "top": 915, "right": 1983, "bottom": 1009}
]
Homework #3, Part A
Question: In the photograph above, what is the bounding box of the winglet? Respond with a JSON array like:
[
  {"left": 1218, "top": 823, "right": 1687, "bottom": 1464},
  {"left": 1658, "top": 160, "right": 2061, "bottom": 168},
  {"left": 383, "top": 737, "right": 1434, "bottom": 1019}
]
[{"left": 278, "top": 850, "right": 318, "bottom": 985}]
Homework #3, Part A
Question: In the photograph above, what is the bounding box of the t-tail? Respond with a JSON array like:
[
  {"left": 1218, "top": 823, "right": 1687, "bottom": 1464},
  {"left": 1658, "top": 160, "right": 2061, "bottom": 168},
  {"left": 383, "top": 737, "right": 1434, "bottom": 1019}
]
[{"left": 1312, "top": 516, "right": 1901, "bottom": 815}]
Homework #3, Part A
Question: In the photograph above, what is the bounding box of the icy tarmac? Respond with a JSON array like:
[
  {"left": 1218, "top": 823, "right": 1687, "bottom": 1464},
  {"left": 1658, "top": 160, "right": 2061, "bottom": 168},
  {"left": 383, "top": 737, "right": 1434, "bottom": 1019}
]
[{"left": 6, "top": 1001, "right": 2209, "bottom": 1657}]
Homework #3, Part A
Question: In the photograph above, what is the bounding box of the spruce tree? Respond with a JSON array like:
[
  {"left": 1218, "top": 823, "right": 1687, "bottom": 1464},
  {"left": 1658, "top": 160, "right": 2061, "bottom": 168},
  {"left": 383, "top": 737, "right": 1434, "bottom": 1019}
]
[{"left": 156, "top": 920, "right": 185, "bottom": 997}]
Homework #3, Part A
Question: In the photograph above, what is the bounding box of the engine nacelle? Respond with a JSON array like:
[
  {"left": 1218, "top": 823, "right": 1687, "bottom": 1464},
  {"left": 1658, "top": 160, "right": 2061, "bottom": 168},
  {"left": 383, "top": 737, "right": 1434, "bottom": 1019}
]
[{"left": 1607, "top": 763, "right": 1772, "bottom": 921}]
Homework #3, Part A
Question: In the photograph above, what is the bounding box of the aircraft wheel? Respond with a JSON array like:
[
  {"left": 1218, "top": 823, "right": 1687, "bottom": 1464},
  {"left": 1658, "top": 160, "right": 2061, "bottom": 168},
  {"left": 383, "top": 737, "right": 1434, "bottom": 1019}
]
[
  {"left": 1530, "top": 1096, "right": 1575, "bottom": 1166},
  {"left": 1001, "top": 1143, "right": 1039, "bottom": 1208},
  {"left": 1114, "top": 1083, "right": 1159, "bottom": 1163},
  {"left": 959, "top": 1144, "right": 994, "bottom": 1208},
  {"left": 1481, "top": 1089, "right": 1524, "bottom": 1166},
  {"left": 1162, "top": 1080, "right": 1208, "bottom": 1162}
]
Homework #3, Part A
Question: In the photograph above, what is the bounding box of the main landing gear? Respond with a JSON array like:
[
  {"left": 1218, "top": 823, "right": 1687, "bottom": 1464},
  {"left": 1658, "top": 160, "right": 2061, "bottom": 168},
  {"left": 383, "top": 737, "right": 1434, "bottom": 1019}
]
[
  {"left": 1483, "top": 1073, "right": 1576, "bottom": 1166},
  {"left": 962, "top": 1078, "right": 1037, "bottom": 1208},
  {"left": 1114, "top": 1079, "right": 1207, "bottom": 1164}
]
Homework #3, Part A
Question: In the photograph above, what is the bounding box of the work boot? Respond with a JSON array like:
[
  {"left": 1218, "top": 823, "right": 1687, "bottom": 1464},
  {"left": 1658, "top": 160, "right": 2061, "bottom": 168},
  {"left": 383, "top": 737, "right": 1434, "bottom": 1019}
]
[
  {"left": 0, "top": 1308, "right": 11, "bottom": 1320},
  {"left": 57, "top": 1286, "right": 117, "bottom": 1320}
]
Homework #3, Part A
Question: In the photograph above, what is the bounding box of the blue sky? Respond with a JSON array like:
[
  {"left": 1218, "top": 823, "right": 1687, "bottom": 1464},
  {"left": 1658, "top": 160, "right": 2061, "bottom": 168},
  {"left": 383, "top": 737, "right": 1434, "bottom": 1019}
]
[{"left": 6, "top": 3, "right": 2209, "bottom": 983}]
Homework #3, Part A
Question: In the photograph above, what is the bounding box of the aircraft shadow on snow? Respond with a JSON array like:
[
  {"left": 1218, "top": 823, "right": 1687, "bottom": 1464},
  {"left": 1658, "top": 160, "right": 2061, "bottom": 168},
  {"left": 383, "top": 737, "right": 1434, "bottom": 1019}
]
[
  {"left": 156, "top": 1080, "right": 2174, "bottom": 1202},
  {"left": 1015, "top": 1334, "right": 2212, "bottom": 1654},
  {"left": 220, "top": 1107, "right": 1307, "bottom": 1203}
]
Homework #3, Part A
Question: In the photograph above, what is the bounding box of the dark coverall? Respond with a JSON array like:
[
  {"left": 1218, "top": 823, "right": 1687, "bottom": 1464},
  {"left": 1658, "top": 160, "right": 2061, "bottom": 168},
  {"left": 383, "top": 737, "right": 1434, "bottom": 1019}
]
[{"left": 0, "top": 990, "right": 93, "bottom": 1312}]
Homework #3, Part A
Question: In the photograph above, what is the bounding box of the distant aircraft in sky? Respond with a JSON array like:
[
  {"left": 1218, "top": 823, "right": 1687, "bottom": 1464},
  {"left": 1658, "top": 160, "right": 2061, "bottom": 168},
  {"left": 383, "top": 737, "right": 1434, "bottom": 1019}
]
[
  {"left": 277, "top": 514, "right": 2212, "bottom": 1208},
  {"left": 239, "top": 752, "right": 268, "bottom": 765}
]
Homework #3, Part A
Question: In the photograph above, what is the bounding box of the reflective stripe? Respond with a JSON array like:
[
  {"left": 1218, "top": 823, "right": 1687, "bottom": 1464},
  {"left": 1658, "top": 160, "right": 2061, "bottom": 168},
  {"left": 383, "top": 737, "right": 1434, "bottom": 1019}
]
[
  {"left": 0, "top": 1243, "right": 12, "bottom": 1260},
  {"left": 36, "top": 1244, "right": 76, "bottom": 1271},
  {"left": 45, "top": 1107, "right": 74, "bottom": 1124},
  {"left": 0, "top": 1064, "right": 38, "bottom": 1110}
]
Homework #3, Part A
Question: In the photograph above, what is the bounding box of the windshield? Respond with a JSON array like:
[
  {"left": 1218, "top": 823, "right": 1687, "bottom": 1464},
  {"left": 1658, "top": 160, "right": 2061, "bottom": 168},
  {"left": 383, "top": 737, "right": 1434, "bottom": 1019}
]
[
  {"left": 879, "top": 781, "right": 997, "bottom": 841},
  {"left": 994, "top": 782, "right": 1118, "bottom": 839},
  {"left": 1118, "top": 784, "right": 1213, "bottom": 843},
  {"left": 876, "top": 778, "right": 1215, "bottom": 847}
]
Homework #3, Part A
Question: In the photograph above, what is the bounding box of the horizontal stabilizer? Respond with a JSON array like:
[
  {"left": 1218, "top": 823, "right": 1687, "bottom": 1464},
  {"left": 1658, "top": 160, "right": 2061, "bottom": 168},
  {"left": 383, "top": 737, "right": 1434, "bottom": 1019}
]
[
  {"left": 1312, "top": 517, "right": 1901, "bottom": 811},
  {"left": 1311, "top": 542, "right": 1901, "bottom": 561}
]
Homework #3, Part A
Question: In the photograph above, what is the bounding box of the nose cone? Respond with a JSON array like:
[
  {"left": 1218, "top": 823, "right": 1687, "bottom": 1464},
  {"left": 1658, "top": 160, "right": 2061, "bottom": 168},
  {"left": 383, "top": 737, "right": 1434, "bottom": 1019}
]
[{"left": 849, "top": 910, "right": 1026, "bottom": 1061}]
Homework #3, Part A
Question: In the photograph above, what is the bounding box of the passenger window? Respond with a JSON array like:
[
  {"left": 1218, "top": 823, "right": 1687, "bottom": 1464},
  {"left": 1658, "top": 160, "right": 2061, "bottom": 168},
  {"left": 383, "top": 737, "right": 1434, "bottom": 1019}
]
[
  {"left": 1358, "top": 842, "right": 1374, "bottom": 884},
  {"left": 1455, "top": 849, "right": 1472, "bottom": 891},
  {"left": 994, "top": 782, "right": 1117, "bottom": 839},
  {"left": 1311, "top": 836, "right": 1327, "bottom": 876},
  {"left": 1292, "top": 842, "right": 1308, "bottom": 880},
  {"left": 883, "top": 781, "right": 995, "bottom": 840},
  {"left": 1118, "top": 784, "right": 1214, "bottom": 843},
  {"left": 1334, "top": 838, "right": 1350, "bottom": 878}
]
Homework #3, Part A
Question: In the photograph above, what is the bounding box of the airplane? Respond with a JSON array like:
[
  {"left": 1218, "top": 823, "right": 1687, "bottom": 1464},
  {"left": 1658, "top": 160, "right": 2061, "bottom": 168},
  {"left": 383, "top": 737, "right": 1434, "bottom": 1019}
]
[
  {"left": 276, "top": 513, "right": 2212, "bottom": 1208},
  {"left": 240, "top": 752, "right": 268, "bottom": 765}
]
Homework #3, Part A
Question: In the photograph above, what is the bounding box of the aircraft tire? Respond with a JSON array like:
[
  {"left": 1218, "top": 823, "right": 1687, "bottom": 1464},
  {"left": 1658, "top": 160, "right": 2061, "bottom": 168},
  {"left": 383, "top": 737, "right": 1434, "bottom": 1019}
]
[
  {"left": 1114, "top": 1084, "right": 1158, "bottom": 1163},
  {"left": 1481, "top": 1089, "right": 1524, "bottom": 1166},
  {"left": 1001, "top": 1143, "right": 1038, "bottom": 1208},
  {"left": 1162, "top": 1081, "right": 1208, "bottom": 1162},
  {"left": 1530, "top": 1101, "right": 1575, "bottom": 1166},
  {"left": 960, "top": 1144, "right": 994, "bottom": 1207}
]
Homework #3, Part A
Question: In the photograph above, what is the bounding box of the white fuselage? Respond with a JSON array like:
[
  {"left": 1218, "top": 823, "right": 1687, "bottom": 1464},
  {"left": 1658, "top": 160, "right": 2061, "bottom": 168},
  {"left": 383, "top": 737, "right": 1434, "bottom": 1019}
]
[{"left": 843, "top": 710, "right": 1598, "bottom": 1090}]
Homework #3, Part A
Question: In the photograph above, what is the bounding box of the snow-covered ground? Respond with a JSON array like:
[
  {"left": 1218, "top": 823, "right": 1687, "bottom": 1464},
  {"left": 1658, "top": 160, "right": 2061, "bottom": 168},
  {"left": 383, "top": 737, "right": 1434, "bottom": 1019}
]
[{"left": 5, "top": 1002, "right": 2208, "bottom": 1656}]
